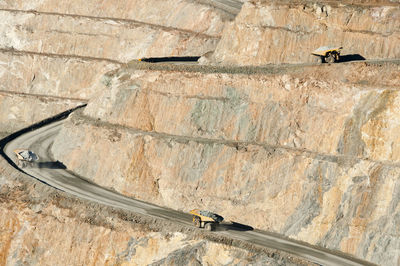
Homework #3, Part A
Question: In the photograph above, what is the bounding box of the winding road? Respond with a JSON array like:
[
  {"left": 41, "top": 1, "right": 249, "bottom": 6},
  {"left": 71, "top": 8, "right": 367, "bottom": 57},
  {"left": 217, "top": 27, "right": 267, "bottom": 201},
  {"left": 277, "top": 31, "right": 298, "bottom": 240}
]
[
  {"left": 2, "top": 114, "right": 375, "bottom": 266},
  {"left": 204, "top": 0, "right": 243, "bottom": 15}
]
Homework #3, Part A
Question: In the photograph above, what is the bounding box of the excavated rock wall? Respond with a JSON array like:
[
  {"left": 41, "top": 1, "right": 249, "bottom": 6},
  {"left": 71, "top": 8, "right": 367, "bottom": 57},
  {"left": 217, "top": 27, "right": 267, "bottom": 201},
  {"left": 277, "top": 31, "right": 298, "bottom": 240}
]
[
  {"left": 51, "top": 62, "right": 400, "bottom": 265},
  {"left": 0, "top": 0, "right": 232, "bottom": 37},
  {"left": 85, "top": 62, "right": 400, "bottom": 162},
  {"left": 0, "top": 91, "right": 84, "bottom": 133},
  {"left": 0, "top": 0, "right": 229, "bottom": 132},
  {"left": 0, "top": 10, "right": 218, "bottom": 62},
  {"left": 0, "top": 0, "right": 230, "bottom": 131},
  {"left": 0, "top": 51, "right": 119, "bottom": 99},
  {"left": 0, "top": 51, "right": 110, "bottom": 131},
  {"left": 210, "top": 1, "right": 400, "bottom": 65},
  {"left": 2, "top": 0, "right": 400, "bottom": 265},
  {"left": 0, "top": 157, "right": 309, "bottom": 266}
]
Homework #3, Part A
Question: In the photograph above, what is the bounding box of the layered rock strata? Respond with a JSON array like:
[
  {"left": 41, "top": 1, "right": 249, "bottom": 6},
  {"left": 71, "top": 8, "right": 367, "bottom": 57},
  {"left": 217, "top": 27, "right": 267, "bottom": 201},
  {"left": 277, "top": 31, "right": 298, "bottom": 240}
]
[
  {"left": 51, "top": 61, "right": 400, "bottom": 265},
  {"left": 210, "top": 1, "right": 400, "bottom": 65},
  {"left": 0, "top": 0, "right": 232, "bottom": 133},
  {"left": 84, "top": 61, "right": 400, "bottom": 162},
  {"left": 0, "top": 0, "right": 233, "bottom": 37},
  {"left": 0, "top": 50, "right": 114, "bottom": 131},
  {"left": 0, "top": 156, "right": 310, "bottom": 266},
  {"left": 2, "top": 0, "right": 399, "bottom": 265},
  {"left": 0, "top": 91, "right": 84, "bottom": 133},
  {"left": 0, "top": 10, "right": 218, "bottom": 62}
]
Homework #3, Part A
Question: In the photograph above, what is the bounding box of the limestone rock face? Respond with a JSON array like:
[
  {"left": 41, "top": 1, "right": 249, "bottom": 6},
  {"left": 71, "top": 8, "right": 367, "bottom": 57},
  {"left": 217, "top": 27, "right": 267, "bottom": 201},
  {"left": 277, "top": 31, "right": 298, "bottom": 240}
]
[
  {"left": 0, "top": 10, "right": 218, "bottom": 62},
  {"left": 0, "top": 0, "right": 230, "bottom": 134},
  {"left": 2, "top": 0, "right": 400, "bottom": 265},
  {"left": 0, "top": 51, "right": 119, "bottom": 99},
  {"left": 0, "top": 0, "right": 231, "bottom": 37},
  {"left": 0, "top": 91, "right": 84, "bottom": 132},
  {"left": 211, "top": 1, "right": 400, "bottom": 65},
  {"left": 0, "top": 51, "right": 110, "bottom": 131},
  {"left": 51, "top": 62, "right": 400, "bottom": 265},
  {"left": 82, "top": 62, "right": 400, "bottom": 162}
]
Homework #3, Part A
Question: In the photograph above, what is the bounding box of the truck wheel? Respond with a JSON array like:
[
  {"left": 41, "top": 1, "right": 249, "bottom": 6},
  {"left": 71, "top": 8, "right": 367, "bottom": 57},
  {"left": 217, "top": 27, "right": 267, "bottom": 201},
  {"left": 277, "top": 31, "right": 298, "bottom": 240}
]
[
  {"left": 325, "top": 53, "right": 335, "bottom": 63},
  {"left": 20, "top": 161, "right": 26, "bottom": 168},
  {"left": 194, "top": 216, "right": 201, "bottom": 228},
  {"left": 205, "top": 223, "right": 214, "bottom": 231}
]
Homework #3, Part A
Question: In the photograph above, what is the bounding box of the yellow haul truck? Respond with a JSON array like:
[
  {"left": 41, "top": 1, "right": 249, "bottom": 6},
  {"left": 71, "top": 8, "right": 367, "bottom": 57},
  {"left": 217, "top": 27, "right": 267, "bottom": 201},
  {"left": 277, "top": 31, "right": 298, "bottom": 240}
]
[
  {"left": 312, "top": 46, "right": 343, "bottom": 63},
  {"left": 190, "top": 209, "right": 224, "bottom": 231},
  {"left": 13, "top": 149, "right": 39, "bottom": 168}
]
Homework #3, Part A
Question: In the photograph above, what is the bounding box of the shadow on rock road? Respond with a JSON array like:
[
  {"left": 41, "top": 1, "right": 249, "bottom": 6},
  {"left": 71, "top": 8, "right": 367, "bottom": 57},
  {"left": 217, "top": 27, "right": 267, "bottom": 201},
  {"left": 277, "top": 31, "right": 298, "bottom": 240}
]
[
  {"left": 33, "top": 161, "right": 67, "bottom": 169},
  {"left": 140, "top": 56, "right": 200, "bottom": 63},
  {"left": 339, "top": 54, "right": 366, "bottom": 62}
]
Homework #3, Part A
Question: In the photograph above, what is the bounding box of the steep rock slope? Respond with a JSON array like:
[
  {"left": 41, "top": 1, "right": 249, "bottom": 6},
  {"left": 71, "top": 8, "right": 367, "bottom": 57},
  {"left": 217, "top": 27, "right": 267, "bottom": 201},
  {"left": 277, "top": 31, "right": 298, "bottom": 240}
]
[
  {"left": 0, "top": 10, "right": 218, "bottom": 62},
  {"left": 85, "top": 62, "right": 400, "bottom": 162},
  {"left": 51, "top": 61, "right": 400, "bottom": 265},
  {"left": 0, "top": 0, "right": 230, "bottom": 131},
  {"left": 0, "top": 0, "right": 233, "bottom": 37},
  {"left": 0, "top": 50, "right": 114, "bottom": 131},
  {"left": 0, "top": 91, "right": 84, "bottom": 133},
  {"left": 0, "top": 158, "right": 309, "bottom": 266},
  {"left": 210, "top": 1, "right": 400, "bottom": 65},
  {"left": 0, "top": 50, "right": 119, "bottom": 99}
]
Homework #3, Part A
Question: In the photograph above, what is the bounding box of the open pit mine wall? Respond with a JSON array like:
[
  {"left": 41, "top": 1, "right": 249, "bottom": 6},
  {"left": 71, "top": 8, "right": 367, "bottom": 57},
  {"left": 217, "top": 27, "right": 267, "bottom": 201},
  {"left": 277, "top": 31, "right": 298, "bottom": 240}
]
[
  {"left": 0, "top": 0, "right": 231, "bottom": 37},
  {"left": 51, "top": 62, "right": 400, "bottom": 265},
  {"left": 0, "top": 51, "right": 118, "bottom": 133},
  {"left": 0, "top": 0, "right": 233, "bottom": 63},
  {"left": 0, "top": 51, "right": 119, "bottom": 99},
  {"left": 0, "top": 0, "right": 232, "bottom": 132},
  {"left": 0, "top": 10, "right": 218, "bottom": 63},
  {"left": 0, "top": 160, "right": 300, "bottom": 265},
  {"left": 211, "top": 1, "right": 400, "bottom": 65}
]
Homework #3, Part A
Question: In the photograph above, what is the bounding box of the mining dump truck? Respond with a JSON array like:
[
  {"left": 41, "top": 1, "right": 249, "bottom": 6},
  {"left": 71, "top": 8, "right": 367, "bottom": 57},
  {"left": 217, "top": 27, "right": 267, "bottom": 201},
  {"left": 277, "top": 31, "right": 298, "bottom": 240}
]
[
  {"left": 13, "top": 149, "right": 39, "bottom": 168},
  {"left": 312, "top": 46, "right": 342, "bottom": 63},
  {"left": 190, "top": 209, "right": 224, "bottom": 231}
]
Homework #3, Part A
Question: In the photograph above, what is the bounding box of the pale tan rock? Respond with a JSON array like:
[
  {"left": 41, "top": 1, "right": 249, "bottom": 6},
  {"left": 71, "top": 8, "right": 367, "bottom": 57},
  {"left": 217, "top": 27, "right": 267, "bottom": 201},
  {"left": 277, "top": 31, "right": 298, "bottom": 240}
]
[
  {"left": 0, "top": 91, "right": 84, "bottom": 132},
  {"left": 1, "top": 0, "right": 399, "bottom": 264},
  {"left": 0, "top": 51, "right": 119, "bottom": 99},
  {"left": 0, "top": 159, "right": 299, "bottom": 266},
  {"left": 50, "top": 61, "right": 400, "bottom": 264},
  {"left": 361, "top": 93, "right": 400, "bottom": 161},
  {"left": 0, "top": 0, "right": 232, "bottom": 37},
  {"left": 83, "top": 62, "right": 400, "bottom": 162},
  {"left": 0, "top": 10, "right": 218, "bottom": 62},
  {"left": 211, "top": 1, "right": 400, "bottom": 65},
  {"left": 52, "top": 112, "right": 400, "bottom": 265}
]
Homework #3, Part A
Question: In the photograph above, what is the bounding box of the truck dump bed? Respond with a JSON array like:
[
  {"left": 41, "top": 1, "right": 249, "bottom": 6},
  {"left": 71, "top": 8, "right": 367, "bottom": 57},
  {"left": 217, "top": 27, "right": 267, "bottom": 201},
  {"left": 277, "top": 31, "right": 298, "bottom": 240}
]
[
  {"left": 311, "top": 46, "right": 343, "bottom": 56},
  {"left": 14, "top": 149, "right": 39, "bottom": 162},
  {"left": 190, "top": 209, "right": 224, "bottom": 223}
]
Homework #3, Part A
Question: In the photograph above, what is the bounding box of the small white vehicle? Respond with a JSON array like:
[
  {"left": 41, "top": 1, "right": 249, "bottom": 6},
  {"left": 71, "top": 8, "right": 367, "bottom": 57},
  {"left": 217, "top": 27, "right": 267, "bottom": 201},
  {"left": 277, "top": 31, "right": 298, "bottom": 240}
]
[{"left": 13, "top": 149, "right": 39, "bottom": 168}]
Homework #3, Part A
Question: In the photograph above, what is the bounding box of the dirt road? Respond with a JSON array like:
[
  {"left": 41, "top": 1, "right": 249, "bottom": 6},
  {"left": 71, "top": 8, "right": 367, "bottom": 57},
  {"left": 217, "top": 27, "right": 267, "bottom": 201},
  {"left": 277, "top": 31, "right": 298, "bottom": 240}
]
[{"left": 3, "top": 115, "right": 375, "bottom": 266}]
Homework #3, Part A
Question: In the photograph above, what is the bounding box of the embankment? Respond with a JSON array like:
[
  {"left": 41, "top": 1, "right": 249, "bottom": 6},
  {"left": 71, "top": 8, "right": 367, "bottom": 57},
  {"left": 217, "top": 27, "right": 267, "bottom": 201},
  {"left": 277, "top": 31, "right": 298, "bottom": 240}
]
[
  {"left": 0, "top": 143, "right": 311, "bottom": 266},
  {"left": 51, "top": 61, "right": 400, "bottom": 265},
  {"left": 210, "top": 0, "right": 400, "bottom": 65}
]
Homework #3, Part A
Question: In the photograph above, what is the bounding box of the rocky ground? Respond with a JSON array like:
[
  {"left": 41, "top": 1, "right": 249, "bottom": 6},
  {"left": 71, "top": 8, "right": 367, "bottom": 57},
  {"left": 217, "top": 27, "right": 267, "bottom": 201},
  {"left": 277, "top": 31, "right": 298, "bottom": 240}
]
[
  {"left": 51, "top": 60, "right": 400, "bottom": 265},
  {"left": 210, "top": 0, "right": 400, "bottom": 65},
  {"left": 0, "top": 149, "right": 312, "bottom": 266},
  {"left": 1, "top": 0, "right": 399, "bottom": 265}
]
